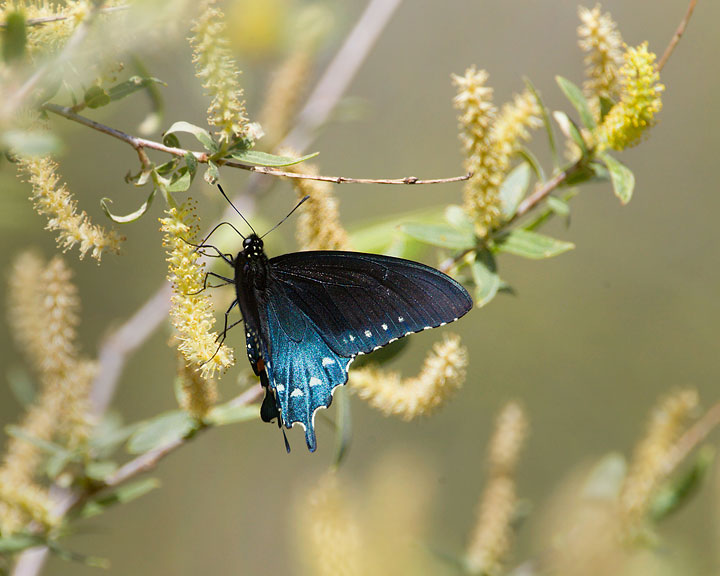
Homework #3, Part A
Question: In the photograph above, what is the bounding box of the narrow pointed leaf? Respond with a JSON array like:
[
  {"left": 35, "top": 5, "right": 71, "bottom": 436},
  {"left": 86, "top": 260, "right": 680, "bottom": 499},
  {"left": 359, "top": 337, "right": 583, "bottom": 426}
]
[
  {"left": 126, "top": 411, "right": 198, "bottom": 454},
  {"left": 229, "top": 149, "right": 319, "bottom": 167},
  {"left": 205, "top": 402, "right": 259, "bottom": 426},
  {"left": 164, "top": 121, "right": 218, "bottom": 153},
  {"left": 400, "top": 223, "right": 475, "bottom": 250},
  {"left": 81, "top": 478, "right": 161, "bottom": 518},
  {"left": 101, "top": 188, "right": 157, "bottom": 223},
  {"left": 0, "top": 534, "right": 44, "bottom": 554},
  {"left": 500, "top": 162, "right": 531, "bottom": 219},
  {"left": 553, "top": 111, "right": 587, "bottom": 156},
  {"left": 471, "top": 250, "right": 500, "bottom": 308},
  {"left": 600, "top": 152, "right": 635, "bottom": 204},
  {"left": 107, "top": 76, "right": 166, "bottom": 102},
  {"left": 556, "top": 76, "right": 596, "bottom": 130},
  {"left": 444, "top": 204, "right": 473, "bottom": 232},
  {"left": 525, "top": 77, "right": 558, "bottom": 167},
  {"left": 496, "top": 229, "right": 574, "bottom": 259}
]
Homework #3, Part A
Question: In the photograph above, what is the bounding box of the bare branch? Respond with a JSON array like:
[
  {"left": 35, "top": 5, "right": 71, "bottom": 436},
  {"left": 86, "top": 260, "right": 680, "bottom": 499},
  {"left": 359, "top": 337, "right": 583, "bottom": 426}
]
[{"left": 658, "top": 0, "right": 698, "bottom": 72}]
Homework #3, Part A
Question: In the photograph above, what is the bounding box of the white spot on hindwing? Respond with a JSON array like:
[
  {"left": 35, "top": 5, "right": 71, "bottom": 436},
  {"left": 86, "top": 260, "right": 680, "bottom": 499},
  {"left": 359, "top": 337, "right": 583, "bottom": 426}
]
[
  {"left": 398, "top": 316, "right": 404, "bottom": 322},
  {"left": 291, "top": 389, "right": 304, "bottom": 397},
  {"left": 349, "top": 334, "right": 355, "bottom": 342},
  {"left": 309, "top": 377, "right": 322, "bottom": 387},
  {"left": 382, "top": 324, "right": 388, "bottom": 331},
  {"left": 322, "top": 357, "right": 335, "bottom": 367},
  {"left": 276, "top": 384, "right": 285, "bottom": 393},
  {"left": 364, "top": 330, "right": 372, "bottom": 338}
]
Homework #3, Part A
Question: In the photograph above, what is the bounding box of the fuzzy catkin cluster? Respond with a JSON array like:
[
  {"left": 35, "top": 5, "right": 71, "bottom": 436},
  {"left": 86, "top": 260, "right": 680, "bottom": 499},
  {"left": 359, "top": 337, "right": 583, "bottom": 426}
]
[
  {"left": 189, "top": 0, "right": 251, "bottom": 145},
  {"left": 466, "top": 402, "right": 528, "bottom": 575},
  {"left": 289, "top": 162, "right": 349, "bottom": 251},
  {"left": 453, "top": 68, "right": 540, "bottom": 238},
  {"left": 578, "top": 4, "right": 624, "bottom": 102},
  {"left": 620, "top": 389, "right": 698, "bottom": 530},
  {"left": 350, "top": 334, "right": 467, "bottom": 420},
  {"left": 17, "top": 155, "right": 122, "bottom": 261},
  {"left": 160, "top": 200, "right": 234, "bottom": 381},
  {"left": 597, "top": 42, "right": 664, "bottom": 151}
]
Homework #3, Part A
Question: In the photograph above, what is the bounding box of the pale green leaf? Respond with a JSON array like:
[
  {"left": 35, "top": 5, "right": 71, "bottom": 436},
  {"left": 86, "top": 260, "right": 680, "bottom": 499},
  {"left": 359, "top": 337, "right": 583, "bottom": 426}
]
[
  {"left": 126, "top": 411, "right": 198, "bottom": 454},
  {"left": 399, "top": 223, "right": 475, "bottom": 250},
  {"left": 229, "top": 149, "right": 319, "bottom": 167},
  {"left": 524, "top": 77, "right": 558, "bottom": 167},
  {"left": 496, "top": 229, "right": 574, "bottom": 259},
  {"left": 553, "top": 111, "right": 587, "bottom": 156},
  {"left": 7, "top": 367, "right": 35, "bottom": 406},
  {"left": 101, "top": 188, "right": 157, "bottom": 223},
  {"left": 83, "top": 85, "right": 110, "bottom": 109},
  {"left": 205, "top": 402, "right": 259, "bottom": 426},
  {"left": 556, "top": 76, "right": 596, "bottom": 130},
  {"left": 2, "top": 130, "right": 62, "bottom": 156},
  {"left": 81, "top": 478, "right": 160, "bottom": 518},
  {"left": 500, "top": 162, "right": 531, "bottom": 219},
  {"left": 0, "top": 534, "right": 43, "bottom": 554},
  {"left": 108, "top": 76, "right": 166, "bottom": 102},
  {"left": 164, "top": 121, "right": 217, "bottom": 153},
  {"left": 471, "top": 250, "right": 500, "bottom": 308},
  {"left": 600, "top": 152, "right": 635, "bottom": 204},
  {"left": 444, "top": 205, "right": 473, "bottom": 232}
]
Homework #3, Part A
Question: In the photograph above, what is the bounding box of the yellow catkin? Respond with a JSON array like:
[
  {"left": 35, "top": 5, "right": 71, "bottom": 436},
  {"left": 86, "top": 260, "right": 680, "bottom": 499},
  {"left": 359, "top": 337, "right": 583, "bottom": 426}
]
[
  {"left": 596, "top": 42, "right": 664, "bottom": 151},
  {"left": 160, "top": 200, "right": 234, "bottom": 380},
  {"left": 620, "top": 389, "right": 698, "bottom": 530},
  {"left": 453, "top": 67, "right": 502, "bottom": 238},
  {"left": 578, "top": 4, "right": 624, "bottom": 102},
  {"left": 287, "top": 162, "right": 349, "bottom": 251},
  {"left": 491, "top": 89, "right": 542, "bottom": 174},
  {"left": 0, "top": 254, "right": 96, "bottom": 534},
  {"left": 189, "top": 0, "right": 252, "bottom": 145},
  {"left": 466, "top": 402, "right": 528, "bottom": 575},
  {"left": 17, "top": 155, "right": 123, "bottom": 261},
  {"left": 350, "top": 334, "right": 467, "bottom": 420},
  {"left": 176, "top": 354, "right": 218, "bottom": 418},
  {"left": 295, "top": 472, "right": 363, "bottom": 576},
  {"left": 453, "top": 70, "right": 539, "bottom": 237}
]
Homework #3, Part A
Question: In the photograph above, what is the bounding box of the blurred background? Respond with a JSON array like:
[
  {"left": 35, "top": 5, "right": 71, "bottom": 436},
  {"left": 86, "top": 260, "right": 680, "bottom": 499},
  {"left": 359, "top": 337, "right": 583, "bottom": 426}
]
[{"left": 1, "top": 0, "right": 719, "bottom": 573}]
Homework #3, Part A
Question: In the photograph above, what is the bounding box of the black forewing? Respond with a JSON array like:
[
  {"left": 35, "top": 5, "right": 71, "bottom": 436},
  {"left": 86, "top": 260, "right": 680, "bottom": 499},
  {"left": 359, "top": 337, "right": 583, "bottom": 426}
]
[{"left": 267, "top": 251, "right": 473, "bottom": 358}]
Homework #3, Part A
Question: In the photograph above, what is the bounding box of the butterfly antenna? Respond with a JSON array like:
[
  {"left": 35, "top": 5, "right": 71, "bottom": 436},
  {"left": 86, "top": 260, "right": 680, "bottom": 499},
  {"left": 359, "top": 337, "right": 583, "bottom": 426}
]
[
  {"left": 216, "top": 183, "right": 257, "bottom": 236},
  {"left": 261, "top": 195, "right": 310, "bottom": 239}
]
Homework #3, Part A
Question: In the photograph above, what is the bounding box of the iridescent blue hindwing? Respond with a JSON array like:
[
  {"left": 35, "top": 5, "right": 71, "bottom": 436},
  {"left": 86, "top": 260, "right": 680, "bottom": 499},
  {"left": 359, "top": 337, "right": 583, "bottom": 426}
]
[{"left": 260, "top": 279, "right": 349, "bottom": 452}]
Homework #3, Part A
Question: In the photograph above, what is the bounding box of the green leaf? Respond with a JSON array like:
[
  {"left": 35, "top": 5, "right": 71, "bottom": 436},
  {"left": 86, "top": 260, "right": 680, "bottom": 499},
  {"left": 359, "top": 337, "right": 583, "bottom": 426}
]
[
  {"left": 184, "top": 151, "right": 198, "bottom": 177},
  {"left": 524, "top": 77, "right": 557, "bottom": 167},
  {"left": 126, "top": 411, "right": 198, "bottom": 454},
  {"left": 599, "top": 95, "right": 615, "bottom": 121},
  {"left": 84, "top": 460, "right": 118, "bottom": 481},
  {"left": 167, "top": 168, "right": 192, "bottom": 193},
  {"left": 90, "top": 413, "right": 138, "bottom": 459},
  {"left": 5, "top": 425, "right": 70, "bottom": 458},
  {"left": 499, "top": 162, "right": 531, "bottom": 220},
  {"left": 83, "top": 85, "right": 111, "bottom": 109},
  {"left": 203, "top": 160, "right": 219, "bottom": 185},
  {"left": 546, "top": 195, "right": 570, "bottom": 221},
  {"left": 399, "top": 223, "right": 475, "bottom": 250},
  {"left": 600, "top": 152, "right": 635, "bottom": 204},
  {"left": 349, "top": 207, "right": 445, "bottom": 255},
  {"left": 80, "top": 478, "right": 160, "bottom": 519},
  {"left": 556, "top": 76, "right": 596, "bottom": 130},
  {"left": 2, "top": 11, "right": 26, "bottom": 63},
  {"left": 582, "top": 453, "right": 627, "bottom": 500},
  {"left": 229, "top": 149, "right": 319, "bottom": 167},
  {"left": 524, "top": 189, "right": 578, "bottom": 232},
  {"left": 101, "top": 188, "right": 157, "bottom": 223},
  {"left": 0, "top": 534, "right": 44, "bottom": 554},
  {"left": 650, "top": 446, "right": 714, "bottom": 522},
  {"left": 204, "top": 402, "right": 259, "bottom": 426},
  {"left": 107, "top": 76, "right": 166, "bottom": 102},
  {"left": 471, "top": 250, "right": 500, "bottom": 308},
  {"left": 516, "top": 147, "right": 544, "bottom": 182},
  {"left": 2, "top": 130, "right": 62, "bottom": 156},
  {"left": 444, "top": 205, "right": 473, "bottom": 232},
  {"left": 495, "top": 229, "right": 574, "bottom": 259},
  {"left": 7, "top": 367, "right": 35, "bottom": 406},
  {"left": 553, "top": 111, "right": 587, "bottom": 156},
  {"left": 164, "top": 121, "right": 218, "bottom": 153}
]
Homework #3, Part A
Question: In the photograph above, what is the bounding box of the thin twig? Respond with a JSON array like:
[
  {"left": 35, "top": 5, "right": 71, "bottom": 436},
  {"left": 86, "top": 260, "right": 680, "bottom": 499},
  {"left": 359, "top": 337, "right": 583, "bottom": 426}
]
[
  {"left": 657, "top": 0, "right": 698, "bottom": 72},
  {"left": 42, "top": 103, "right": 468, "bottom": 185},
  {"left": 663, "top": 401, "right": 720, "bottom": 476}
]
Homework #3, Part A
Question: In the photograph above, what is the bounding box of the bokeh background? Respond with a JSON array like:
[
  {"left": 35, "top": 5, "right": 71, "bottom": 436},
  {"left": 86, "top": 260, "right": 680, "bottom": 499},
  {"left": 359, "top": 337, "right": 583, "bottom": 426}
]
[{"left": 1, "top": 0, "right": 719, "bottom": 573}]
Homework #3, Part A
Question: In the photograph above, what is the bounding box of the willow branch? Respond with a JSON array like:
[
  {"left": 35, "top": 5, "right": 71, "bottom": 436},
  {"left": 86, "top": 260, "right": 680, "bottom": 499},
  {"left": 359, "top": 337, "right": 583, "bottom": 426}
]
[
  {"left": 662, "top": 401, "right": 720, "bottom": 476},
  {"left": 657, "top": 0, "right": 698, "bottom": 72},
  {"left": 41, "top": 103, "right": 468, "bottom": 186}
]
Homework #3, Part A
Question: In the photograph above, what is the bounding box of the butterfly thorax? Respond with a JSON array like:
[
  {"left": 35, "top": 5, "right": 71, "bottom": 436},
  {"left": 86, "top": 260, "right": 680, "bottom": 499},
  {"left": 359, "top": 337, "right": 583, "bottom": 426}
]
[{"left": 234, "top": 234, "right": 270, "bottom": 366}]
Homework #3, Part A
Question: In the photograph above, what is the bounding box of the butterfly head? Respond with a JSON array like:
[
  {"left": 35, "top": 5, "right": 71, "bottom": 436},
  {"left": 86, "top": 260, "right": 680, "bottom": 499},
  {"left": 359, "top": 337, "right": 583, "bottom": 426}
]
[{"left": 242, "top": 234, "right": 265, "bottom": 259}]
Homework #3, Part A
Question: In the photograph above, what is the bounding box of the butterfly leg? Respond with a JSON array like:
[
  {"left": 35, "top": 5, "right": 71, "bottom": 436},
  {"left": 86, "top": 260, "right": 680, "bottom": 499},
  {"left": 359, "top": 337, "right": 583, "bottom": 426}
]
[
  {"left": 185, "top": 272, "right": 233, "bottom": 296},
  {"left": 199, "top": 300, "right": 243, "bottom": 367},
  {"left": 178, "top": 235, "right": 235, "bottom": 266}
]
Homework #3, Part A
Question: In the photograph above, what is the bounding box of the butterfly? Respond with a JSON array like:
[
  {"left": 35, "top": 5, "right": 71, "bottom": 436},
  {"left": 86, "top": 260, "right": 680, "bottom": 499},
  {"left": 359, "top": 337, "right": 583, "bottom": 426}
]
[{"left": 204, "top": 188, "right": 473, "bottom": 452}]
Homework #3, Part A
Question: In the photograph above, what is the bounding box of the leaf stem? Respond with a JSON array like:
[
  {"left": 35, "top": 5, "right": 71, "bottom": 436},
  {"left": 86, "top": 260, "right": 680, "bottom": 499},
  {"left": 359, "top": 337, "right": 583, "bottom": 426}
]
[{"left": 657, "top": 0, "right": 698, "bottom": 72}]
